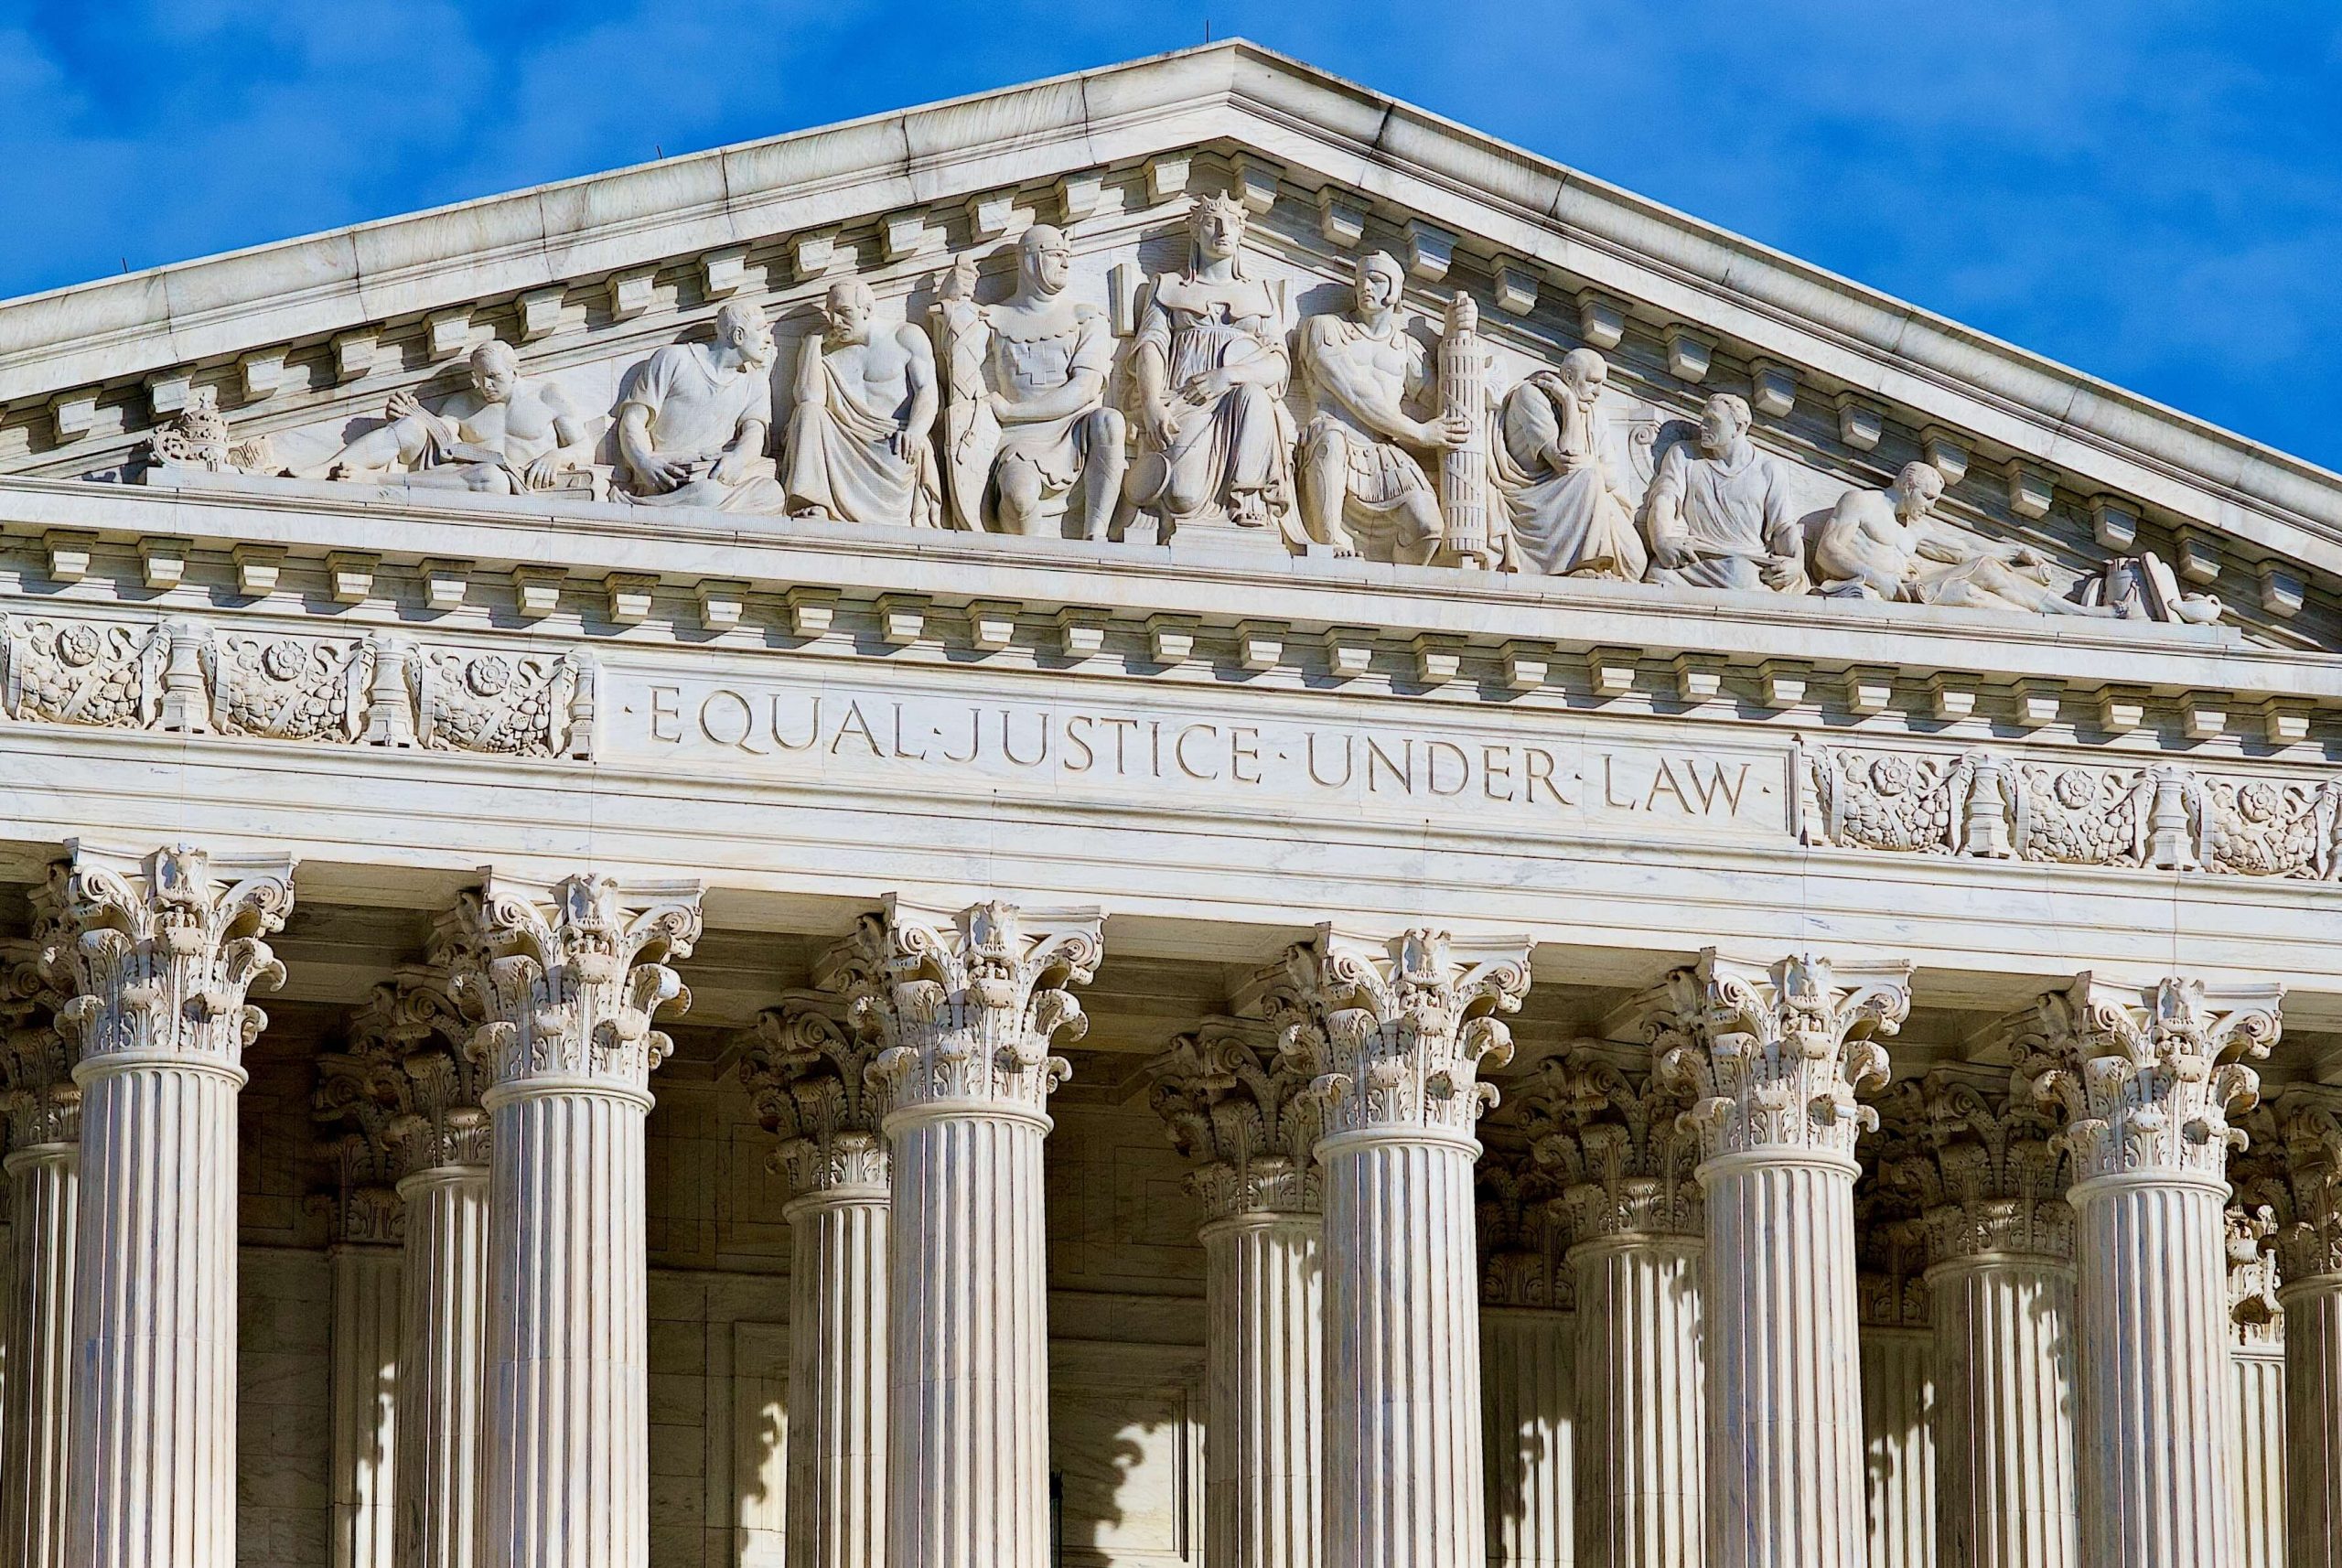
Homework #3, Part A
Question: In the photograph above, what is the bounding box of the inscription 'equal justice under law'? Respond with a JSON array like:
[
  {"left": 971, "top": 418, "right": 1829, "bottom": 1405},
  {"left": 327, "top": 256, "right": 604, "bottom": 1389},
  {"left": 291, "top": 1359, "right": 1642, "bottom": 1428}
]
[{"left": 631, "top": 681, "right": 1776, "bottom": 822}]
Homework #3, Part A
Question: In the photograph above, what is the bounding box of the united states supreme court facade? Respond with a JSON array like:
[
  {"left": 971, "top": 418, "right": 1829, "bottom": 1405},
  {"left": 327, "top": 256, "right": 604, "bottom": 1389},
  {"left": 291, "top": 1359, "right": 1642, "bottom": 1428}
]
[{"left": 0, "top": 38, "right": 2338, "bottom": 1568}]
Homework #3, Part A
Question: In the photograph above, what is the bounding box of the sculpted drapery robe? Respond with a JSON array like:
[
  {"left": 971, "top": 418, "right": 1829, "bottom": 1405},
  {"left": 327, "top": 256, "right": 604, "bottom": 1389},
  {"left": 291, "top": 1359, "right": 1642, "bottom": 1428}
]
[
  {"left": 618, "top": 344, "right": 788, "bottom": 513},
  {"left": 1495, "top": 373, "right": 1647, "bottom": 580},
  {"left": 1644, "top": 439, "right": 1807, "bottom": 592},
  {"left": 783, "top": 338, "right": 940, "bottom": 528}
]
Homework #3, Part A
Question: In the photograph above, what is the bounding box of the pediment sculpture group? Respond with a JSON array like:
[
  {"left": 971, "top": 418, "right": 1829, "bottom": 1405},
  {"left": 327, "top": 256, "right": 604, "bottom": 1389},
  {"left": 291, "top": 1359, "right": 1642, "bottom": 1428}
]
[{"left": 171, "top": 189, "right": 2214, "bottom": 623}]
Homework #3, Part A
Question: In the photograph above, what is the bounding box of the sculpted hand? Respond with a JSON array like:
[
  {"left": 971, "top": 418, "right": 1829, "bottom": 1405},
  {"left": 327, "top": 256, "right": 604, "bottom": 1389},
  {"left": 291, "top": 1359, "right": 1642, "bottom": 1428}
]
[
  {"left": 522, "top": 455, "right": 564, "bottom": 490},
  {"left": 1144, "top": 400, "right": 1182, "bottom": 449},
  {"left": 639, "top": 454, "right": 693, "bottom": 492},
  {"left": 1417, "top": 412, "right": 1473, "bottom": 450},
  {"left": 1758, "top": 553, "right": 1804, "bottom": 591},
  {"left": 385, "top": 390, "right": 423, "bottom": 421},
  {"left": 711, "top": 447, "right": 750, "bottom": 486},
  {"left": 1649, "top": 532, "right": 1690, "bottom": 572}
]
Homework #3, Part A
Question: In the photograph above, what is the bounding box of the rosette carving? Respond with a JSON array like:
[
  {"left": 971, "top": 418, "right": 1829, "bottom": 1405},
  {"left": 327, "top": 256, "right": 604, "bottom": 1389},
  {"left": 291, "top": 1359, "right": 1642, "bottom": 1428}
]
[
  {"left": 1148, "top": 1016, "right": 1321, "bottom": 1219},
  {"left": 1515, "top": 1048, "right": 1702, "bottom": 1241},
  {"left": 1269, "top": 927, "right": 1531, "bottom": 1143},
  {"left": 0, "top": 939, "right": 75, "bottom": 1150},
  {"left": 440, "top": 874, "right": 703, "bottom": 1095},
  {"left": 313, "top": 973, "right": 487, "bottom": 1241},
  {"left": 1649, "top": 950, "right": 1910, "bottom": 1165},
  {"left": 843, "top": 897, "right": 1102, "bottom": 1117},
  {"left": 37, "top": 843, "right": 295, "bottom": 1070},
  {"left": 2015, "top": 973, "right": 2281, "bottom": 1187},
  {"left": 738, "top": 999, "right": 890, "bottom": 1197}
]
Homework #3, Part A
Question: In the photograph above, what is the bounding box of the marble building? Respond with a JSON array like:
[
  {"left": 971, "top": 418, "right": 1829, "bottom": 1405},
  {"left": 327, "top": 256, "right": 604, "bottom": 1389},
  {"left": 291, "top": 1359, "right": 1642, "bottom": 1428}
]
[{"left": 0, "top": 37, "right": 2337, "bottom": 1568}]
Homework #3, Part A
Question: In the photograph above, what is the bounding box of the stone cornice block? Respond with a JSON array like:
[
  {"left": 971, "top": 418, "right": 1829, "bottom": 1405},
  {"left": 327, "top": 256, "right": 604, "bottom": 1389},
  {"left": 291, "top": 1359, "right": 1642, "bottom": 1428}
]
[
  {"left": 2174, "top": 527, "right": 2222, "bottom": 584},
  {"left": 2178, "top": 692, "right": 2228, "bottom": 741},
  {"left": 607, "top": 269, "right": 656, "bottom": 322},
  {"left": 327, "top": 551, "right": 378, "bottom": 605},
  {"left": 1145, "top": 614, "right": 1198, "bottom": 665},
  {"left": 1230, "top": 154, "right": 1282, "bottom": 213},
  {"left": 1402, "top": 219, "right": 1456, "bottom": 283},
  {"left": 792, "top": 230, "right": 842, "bottom": 282},
  {"left": 333, "top": 330, "right": 379, "bottom": 383},
  {"left": 517, "top": 286, "right": 565, "bottom": 342},
  {"left": 1316, "top": 188, "right": 1367, "bottom": 248},
  {"left": 1056, "top": 169, "right": 1104, "bottom": 224},
  {"left": 785, "top": 585, "right": 838, "bottom": 637},
  {"left": 146, "top": 370, "right": 193, "bottom": 420},
  {"left": 139, "top": 535, "right": 190, "bottom": 590},
  {"left": 49, "top": 392, "right": 96, "bottom": 443},
  {"left": 1489, "top": 257, "right": 1538, "bottom": 316},
  {"left": 965, "top": 600, "right": 1019, "bottom": 651},
  {"left": 2011, "top": 679, "right": 2063, "bottom": 728},
  {"left": 1321, "top": 628, "right": 1374, "bottom": 681},
  {"left": 966, "top": 189, "right": 1017, "bottom": 242},
  {"left": 881, "top": 211, "right": 942, "bottom": 263},
  {"left": 2263, "top": 701, "right": 2311, "bottom": 746},
  {"left": 511, "top": 564, "right": 564, "bottom": 619},
  {"left": 1236, "top": 621, "right": 1284, "bottom": 672},
  {"left": 41, "top": 530, "right": 95, "bottom": 583},
  {"left": 876, "top": 594, "right": 928, "bottom": 647},
  {"left": 2089, "top": 496, "right": 2140, "bottom": 551},
  {"left": 1921, "top": 427, "right": 1969, "bottom": 485},
  {"left": 1671, "top": 653, "right": 1723, "bottom": 705},
  {"left": 231, "top": 543, "right": 285, "bottom": 596},
  {"left": 701, "top": 245, "right": 748, "bottom": 298},
  {"left": 1585, "top": 646, "right": 1638, "bottom": 698},
  {"left": 1144, "top": 152, "right": 1192, "bottom": 204},
  {"left": 696, "top": 579, "right": 749, "bottom": 632},
  {"left": 2258, "top": 561, "right": 2304, "bottom": 618},
  {"left": 2096, "top": 686, "right": 2147, "bottom": 735},
  {"left": 1845, "top": 667, "right": 1896, "bottom": 715},
  {"left": 424, "top": 308, "right": 472, "bottom": 361},
  {"left": 1757, "top": 660, "right": 1810, "bottom": 709},
  {"left": 1748, "top": 359, "right": 1796, "bottom": 418},
  {"left": 604, "top": 572, "right": 657, "bottom": 626},
  {"left": 1664, "top": 326, "right": 1714, "bottom": 384},
  {"left": 239, "top": 349, "right": 286, "bottom": 403},
  {"left": 1413, "top": 636, "right": 1461, "bottom": 687},
  {"left": 2005, "top": 459, "right": 2056, "bottom": 521},
  {"left": 420, "top": 558, "right": 471, "bottom": 612},
  {"left": 1928, "top": 673, "right": 1980, "bottom": 723},
  {"left": 1575, "top": 290, "right": 1627, "bottom": 350},
  {"left": 1834, "top": 392, "right": 1884, "bottom": 452},
  {"left": 1500, "top": 642, "right": 1549, "bottom": 692},
  {"left": 1056, "top": 607, "right": 1108, "bottom": 661}
]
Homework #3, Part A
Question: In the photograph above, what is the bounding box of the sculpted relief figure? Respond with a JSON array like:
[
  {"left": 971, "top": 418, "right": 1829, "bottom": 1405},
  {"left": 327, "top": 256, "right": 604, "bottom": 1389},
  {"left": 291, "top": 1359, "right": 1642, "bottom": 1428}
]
[
  {"left": 617, "top": 300, "right": 787, "bottom": 513},
  {"left": 312, "top": 340, "right": 591, "bottom": 494},
  {"left": 784, "top": 280, "right": 940, "bottom": 526},
  {"left": 1643, "top": 392, "right": 1807, "bottom": 592},
  {"left": 933, "top": 225, "right": 1125, "bottom": 540},
  {"left": 1492, "top": 348, "right": 1647, "bottom": 580},
  {"left": 1813, "top": 461, "right": 2109, "bottom": 616},
  {"left": 1295, "top": 251, "right": 1471, "bottom": 563},
  {"left": 1127, "top": 193, "right": 1294, "bottom": 537}
]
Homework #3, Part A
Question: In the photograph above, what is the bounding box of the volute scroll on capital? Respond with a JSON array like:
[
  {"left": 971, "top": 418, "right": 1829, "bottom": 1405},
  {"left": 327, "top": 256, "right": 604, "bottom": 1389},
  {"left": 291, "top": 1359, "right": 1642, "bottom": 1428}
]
[
  {"left": 1513, "top": 1047, "right": 1703, "bottom": 1241},
  {"left": 35, "top": 842, "right": 297, "bottom": 1074},
  {"left": 829, "top": 896, "right": 1104, "bottom": 1120},
  {"left": 0, "top": 940, "right": 76, "bottom": 1151},
  {"left": 737, "top": 998, "right": 892, "bottom": 1197},
  {"left": 1869, "top": 1073, "right": 2074, "bottom": 1264},
  {"left": 1647, "top": 949, "right": 1912, "bottom": 1166},
  {"left": 1268, "top": 926, "right": 1533, "bottom": 1144},
  {"left": 436, "top": 873, "right": 704, "bottom": 1098},
  {"left": 2013, "top": 972, "right": 2281, "bottom": 1188},
  {"left": 2231, "top": 1085, "right": 2342, "bottom": 1286},
  {"left": 1148, "top": 1015, "right": 1323, "bottom": 1219},
  {"left": 313, "top": 973, "right": 490, "bottom": 1200}
]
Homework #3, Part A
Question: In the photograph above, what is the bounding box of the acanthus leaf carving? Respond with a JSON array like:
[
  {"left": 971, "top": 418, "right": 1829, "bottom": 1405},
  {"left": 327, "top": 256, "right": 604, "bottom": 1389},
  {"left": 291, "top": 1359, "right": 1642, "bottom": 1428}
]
[
  {"left": 1474, "top": 1143, "right": 1573, "bottom": 1309},
  {"left": 1269, "top": 926, "right": 1531, "bottom": 1143},
  {"left": 439, "top": 874, "right": 703, "bottom": 1096},
  {"left": 1649, "top": 949, "right": 1910, "bottom": 1165},
  {"left": 843, "top": 896, "right": 1101, "bottom": 1118},
  {"left": 2230, "top": 1086, "right": 2342, "bottom": 1289},
  {"left": 737, "top": 997, "right": 890, "bottom": 1197},
  {"left": 1147, "top": 1015, "right": 1321, "bottom": 1219},
  {"left": 0, "top": 938, "right": 77, "bottom": 1151},
  {"left": 313, "top": 972, "right": 488, "bottom": 1244},
  {"left": 1512, "top": 1047, "right": 1702, "bottom": 1241},
  {"left": 2014, "top": 972, "right": 2281, "bottom": 1187}
]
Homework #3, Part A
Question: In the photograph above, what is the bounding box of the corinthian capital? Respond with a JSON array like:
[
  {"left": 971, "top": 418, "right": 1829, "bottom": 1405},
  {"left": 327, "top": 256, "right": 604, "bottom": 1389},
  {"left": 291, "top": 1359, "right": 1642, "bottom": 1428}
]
[
  {"left": 37, "top": 842, "right": 295, "bottom": 1072},
  {"left": 2232, "top": 1086, "right": 2342, "bottom": 1287},
  {"left": 2015, "top": 973, "right": 2281, "bottom": 1187},
  {"left": 1649, "top": 950, "right": 1910, "bottom": 1165},
  {"left": 0, "top": 940, "right": 76, "bottom": 1149},
  {"left": 1516, "top": 1048, "right": 1702, "bottom": 1241},
  {"left": 1149, "top": 1016, "right": 1321, "bottom": 1219},
  {"left": 1875, "top": 1073, "right": 2073, "bottom": 1262},
  {"left": 1476, "top": 1144, "right": 1573, "bottom": 1308},
  {"left": 439, "top": 873, "right": 703, "bottom": 1097},
  {"left": 1270, "top": 926, "right": 1531, "bottom": 1144},
  {"left": 738, "top": 998, "right": 890, "bottom": 1197},
  {"left": 314, "top": 973, "right": 487, "bottom": 1241},
  {"left": 843, "top": 897, "right": 1103, "bottom": 1120}
]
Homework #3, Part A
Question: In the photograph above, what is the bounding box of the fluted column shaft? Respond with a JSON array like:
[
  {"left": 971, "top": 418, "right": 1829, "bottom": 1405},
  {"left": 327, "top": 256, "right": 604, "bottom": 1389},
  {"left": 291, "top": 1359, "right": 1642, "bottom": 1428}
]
[
  {"left": 1323, "top": 1131, "right": 1488, "bottom": 1568},
  {"left": 1202, "top": 1210, "right": 1321, "bottom": 1568},
  {"left": 787, "top": 1185, "right": 889, "bottom": 1568},
  {"left": 1482, "top": 1307, "right": 1572, "bottom": 1567},
  {"left": 482, "top": 1080, "right": 650, "bottom": 1566},
  {"left": 2282, "top": 1276, "right": 2340, "bottom": 1567},
  {"left": 1928, "top": 1253, "right": 2078, "bottom": 1568},
  {"left": 330, "top": 1244, "right": 403, "bottom": 1568},
  {"left": 395, "top": 1164, "right": 488, "bottom": 1568},
  {"left": 1703, "top": 1154, "right": 1866, "bottom": 1568},
  {"left": 2, "top": 1141, "right": 77, "bottom": 1568},
  {"left": 1571, "top": 1235, "right": 1702, "bottom": 1567},
  {"left": 2071, "top": 1175, "right": 2235, "bottom": 1567},
  {"left": 70, "top": 1054, "right": 244, "bottom": 1567},
  {"left": 887, "top": 1103, "right": 1051, "bottom": 1566}
]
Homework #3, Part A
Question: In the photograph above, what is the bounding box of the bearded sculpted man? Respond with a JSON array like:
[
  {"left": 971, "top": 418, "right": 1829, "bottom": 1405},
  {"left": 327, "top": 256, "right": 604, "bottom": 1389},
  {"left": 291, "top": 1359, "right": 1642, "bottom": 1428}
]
[
  {"left": 1643, "top": 392, "right": 1808, "bottom": 592},
  {"left": 783, "top": 279, "right": 940, "bottom": 526},
  {"left": 616, "top": 299, "right": 787, "bottom": 512},
  {"left": 1126, "top": 192, "right": 1294, "bottom": 538},
  {"left": 1494, "top": 347, "right": 1647, "bottom": 580},
  {"left": 933, "top": 224, "right": 1125, "bottom": 539},
  {"left": 312, "top": 339, "right": 591, "bottom": 493},
  {"left": 1295, "top": 250, "right": 1470, "bottom": 563},
  {"left": 1813, "top": 460, "right": 2110, "bottom": 615}
]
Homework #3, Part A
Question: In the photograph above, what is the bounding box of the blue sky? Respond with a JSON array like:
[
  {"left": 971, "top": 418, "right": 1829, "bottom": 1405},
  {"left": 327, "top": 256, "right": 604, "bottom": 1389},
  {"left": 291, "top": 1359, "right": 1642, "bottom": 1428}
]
[{"left": 5, "top": 2, "right": 2339, "bottom": 468}]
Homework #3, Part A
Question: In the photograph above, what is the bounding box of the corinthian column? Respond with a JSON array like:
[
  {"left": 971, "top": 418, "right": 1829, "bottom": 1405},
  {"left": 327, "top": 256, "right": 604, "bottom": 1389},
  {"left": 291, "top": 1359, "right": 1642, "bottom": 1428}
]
[
  {"left": 1274, "top": 925, "right": 1532, "bottom": 1568},
  {"left": 740, "top": 999, "right": 893, "bottom": 1568},
  {"left": 2016, "top": 973, "right": 2282, "bottom": 1568},
  {"left": 1, "top": 945, "right": 76, "bottom": 1568},
  {"left": 1649, "top": 949, "right": 1911, "bottom": 1568},
  {"left": 836, "top": 897, "right": 1101, "bottom": 1568},
  {"left": 2246, "top": 1086, "right": 2342, "bottom": 1568},
  {"left": 1474, "top": 1143, "right": 1572, "bottom": 1568},
  {"left": 1878, "top": 1073, "right": 2079, "bottom": 1568},
  {"left": 42, "top": 843, "right": 295, "bottom": 1568},
  {"left": 1521, "top": 1049, "right": 1704, "bottom": 1568},
  {"left": 444, "top": 874, "right": 702, "bottom": 1568},
  {"left": 1150, "top": 1016, "right": 1323, "bottom": 1568},
  {"left": 317, "top": 974, "right": 490, "bottom": 1568}
]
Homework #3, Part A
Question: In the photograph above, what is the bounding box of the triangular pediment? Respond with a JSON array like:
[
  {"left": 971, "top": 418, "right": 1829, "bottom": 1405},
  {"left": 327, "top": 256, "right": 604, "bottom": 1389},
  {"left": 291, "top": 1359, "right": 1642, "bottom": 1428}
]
[{"left": 1, "top": 40, "right": 2337, "bottom": 650}]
